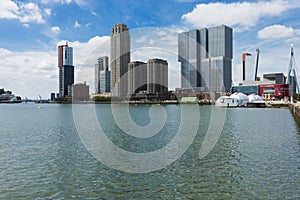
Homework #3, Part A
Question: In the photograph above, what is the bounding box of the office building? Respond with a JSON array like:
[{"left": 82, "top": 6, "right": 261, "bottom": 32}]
[
  {"left": 110, "top": 24, "right": 130, "bottom": 97},
  {"left": 72, "top": 82, "right": 90, "bottom": 101},
  {"left": 100, "top": 70, "right": 111, "bottom": 93},
  {"left": 147, "top": 59, "right": 168, "bottom": 94},
  {"left": 242, "top": 53, "right": 255, "bottom": 81},
  {"left": 58, "top": 43, "right": 74, "bottom": 98},
  {"left": 128, "top": 61, "right": 147, "bottom": 96},
  {"left": 178, "top": 25, "right": 232, "bottom": 93},
  {"left": 95, "top": 56, "right": 110, "bottom": 94}
]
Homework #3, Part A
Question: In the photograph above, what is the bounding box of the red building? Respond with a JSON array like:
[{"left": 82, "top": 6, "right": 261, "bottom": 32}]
[{"left": 258, "top": 84, "right": 290, "bottom": 100}]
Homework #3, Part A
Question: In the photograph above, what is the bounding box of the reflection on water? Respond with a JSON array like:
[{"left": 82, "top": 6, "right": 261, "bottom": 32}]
[{"left": 0, "top": 104, "right": 299, "bottom": 199}]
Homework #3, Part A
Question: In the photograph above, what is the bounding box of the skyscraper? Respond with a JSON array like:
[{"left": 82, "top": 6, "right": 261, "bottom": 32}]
[
  {"left": 128, "top": 61, "right": 147, "bottom": 96},
  {"left": 178, "top": 25, "right": 232, "bottom": 93},
  {"left": 110, "top": 24, "right": 130, "bottom": 97},
  {"left": 242, "top": 53, "right": 255, "bottom": 81},
  {"left": 147, "top": 59, "right": 168, "bottom": 94},
  {"left": 58, "top": 43, "right": 74, "bottom": 98},
  {"left": 95, "top": 56, "right": 110, "bottom": 94}
]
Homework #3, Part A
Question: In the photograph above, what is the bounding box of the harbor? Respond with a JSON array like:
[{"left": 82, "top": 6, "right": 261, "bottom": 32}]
[{"left": 0, "top": 103, "right": 299, "bottom": 199}]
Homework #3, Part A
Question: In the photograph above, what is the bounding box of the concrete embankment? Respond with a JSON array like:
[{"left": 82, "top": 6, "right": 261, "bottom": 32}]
[{"left": 290, "top": 102, "right": 300, "bottom": 122}]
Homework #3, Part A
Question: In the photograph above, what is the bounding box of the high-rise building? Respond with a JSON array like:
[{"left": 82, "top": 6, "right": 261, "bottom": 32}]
[
  {"left": 242, "top": 53, "right": 255, "bottom": 81},
  {"left": 128, "top": 61, "right": 147, "bottom": 96},
  {"left": 58, "top": 43, "right": 74, "bottom": 98},
  {"left": 72, "top": 82, "right": 90, "bottom": 101},
  {"left": 178, "top": 25, "right": 232, "bottom": 93},
  {"left": 100, "top": 70, "right": 111, "bottom": 94},
  {"left": 95, "top": 56, "right": 110, "bottom": 94},
  {"left": 147, "top": 59, "right": 168, "bottom": 94},
  {"left": 110, "top": 24, "right": 130, "bottom": 97}
]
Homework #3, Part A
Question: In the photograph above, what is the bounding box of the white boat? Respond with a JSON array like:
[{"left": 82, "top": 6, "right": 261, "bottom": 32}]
[{"left": 215, "top": 96, "right": 239, "bottom": 107}]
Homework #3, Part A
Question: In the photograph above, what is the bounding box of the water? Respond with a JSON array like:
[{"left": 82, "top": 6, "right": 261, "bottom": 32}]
[{"left": 0, "top": 103, "right": 300, "bottom": 199}]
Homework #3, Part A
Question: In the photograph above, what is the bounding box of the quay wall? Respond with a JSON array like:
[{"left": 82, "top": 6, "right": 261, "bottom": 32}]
[{"left": 290, "top": 103, "right": 300, "bottom": 122}]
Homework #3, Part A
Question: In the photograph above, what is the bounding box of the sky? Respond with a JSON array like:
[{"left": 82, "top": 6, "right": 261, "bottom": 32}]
[{"left": 1, "top": 0, "right": 300, "bottom": 99}]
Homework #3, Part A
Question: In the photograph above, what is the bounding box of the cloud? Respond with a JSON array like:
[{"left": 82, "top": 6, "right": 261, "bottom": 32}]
[
  {"left": 0, "top": 0, "right": 45, "bottom": 24},
  {"left": 91, "top": 11, "right": 97, "bottom": 16},
  {"left": 0, "top": 49, "right": 57, "bottom": 98},
  {"left": 51, "top": 26, "right": 61, "bottom": 34},
  {"left": 74, "top": 20, "right": 82, "bottom": 28},
  {"left": 0, "top": 35, "right": 111, "bottom": 98},
  {"left": 258, "top": 25, "right": 295, "bottom": 40},
  {"left": 44, "top": 8, "right": 51, "bottom": 16},
  {"left": 40, "top": 0, "right": 71, "bottom": 4},
  {"left": 181, "top": 1, "right": 288, "bottom": 31}
]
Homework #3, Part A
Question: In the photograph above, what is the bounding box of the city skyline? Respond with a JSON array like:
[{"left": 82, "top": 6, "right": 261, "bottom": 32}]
[{"left": 1, "top": 0, "right": 300, "bottom": 98}]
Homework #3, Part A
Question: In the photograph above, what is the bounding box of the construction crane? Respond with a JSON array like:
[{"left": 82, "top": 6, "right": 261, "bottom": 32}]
[
  {"left": 286, "top": 44, "right": 300, "bottom": 95},
  {"left": 254, "top": 48, "right": 259, "bottom": 81}
]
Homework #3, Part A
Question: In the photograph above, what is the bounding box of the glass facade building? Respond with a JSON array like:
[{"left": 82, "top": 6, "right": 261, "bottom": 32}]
[
  {"left": 178, "top": 25, "right": 232, "bottom": 93},
  {"left": 95, "top": 56, "right": 109, "bottom": 94},
  {"left": 58, "top": 43, "right": 74, "bottom": 98}
]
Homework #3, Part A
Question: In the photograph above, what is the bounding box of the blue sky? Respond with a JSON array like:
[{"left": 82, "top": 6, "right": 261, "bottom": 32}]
[{"left": 1, "top": 0, "right": 300, "bottom": 98}]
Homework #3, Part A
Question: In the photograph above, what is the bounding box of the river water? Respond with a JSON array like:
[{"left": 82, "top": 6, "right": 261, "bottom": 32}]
[{"left": 0, "top": 103, "right": 299, "bottom": 199}]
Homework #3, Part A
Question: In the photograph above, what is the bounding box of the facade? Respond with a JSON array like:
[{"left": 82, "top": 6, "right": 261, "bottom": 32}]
[
  {"left": 147, "top": 59, "right": 168, "bottom": 95},
  {"left": 263, "top": 73, "right": 286, "bottom": 84},
  {"left": 231, "top": 85, "right": 259, "bottom": 95},
  {"left": 178, "top": 25, "right": 232, "bottom": 93},
  {"left": 242, "top": 53, "right": 255, "bottom": 81},
  {"left": 100, "top": 70, "right": 111, "bottom": 93},
  {"left": 58, "top": 43, "right": 74, "bottom": 98},
  {"left": 72, "top": 82, "right": 90, "bottom": 101},
  {"left": 258, "top": 84, "right": 289, "bottom": 100},
  {"left": 61, "top": 65, "right": 74, "bottom": 98},
  {"left": 128, "top": 61, "right": 147, "bottom": 96},
  {"left": 95, "top": 56, "right": 109, "bottom": 94},
  {"left": 110, "top": 24, "right": 130, "bottom": 97}
]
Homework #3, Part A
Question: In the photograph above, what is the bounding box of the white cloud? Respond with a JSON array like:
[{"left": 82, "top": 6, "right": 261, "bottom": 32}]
[
  {"left": 74, "top": 0, "right": 87, "bottom": 7},
  {"left": 0, "top": 0, "right": 18, "bottom": 20},
  {"left": 181, "top": 1, "right": 288, "bottom": 31},
  {"left": 44, "top": 8, "right": 51, "bottom": 16},
  {"left": 23, "top": 23, "right": 30, "bottom": 28},
  {"left": 19, "top": 2, "right": 44, "bottom": 24},
  {"left": 0, "top": 35, "right": 111, "bottom": 98},
  {"left": 0, "top": 49, "right": 57, "bottom": 99},
  {"left": 40, "top": 0, "right": 71, "bottom": 4},
  {"left": 0, "top": 0, "right": 45, "bottom": 24},
  {"left": 91, "top": 11, "right": 97, "bottom": 16},
  {"left": 51, "top": 26, "right": 61, "bottom": 34},
  {"left": 258, "top": 25, "right": 294, "bottom": 40},
  {"left": 74, "top": 20, "right": 82, "bottom": 28}
]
